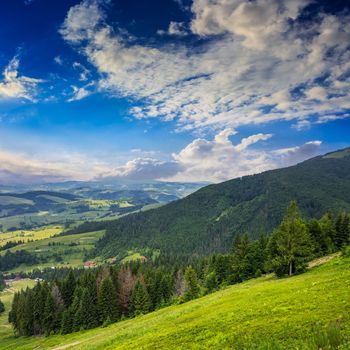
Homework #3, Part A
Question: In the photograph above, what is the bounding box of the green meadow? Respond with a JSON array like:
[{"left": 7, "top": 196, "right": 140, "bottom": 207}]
[
  {"left": 0, "top": 226, "right": 63, "bottom": 248},
  {"left": 1, "top": 256, "right": 349, "bottom": 349},
  {"left": 0, "top": 230, "right": 105, "bottom": 272}
]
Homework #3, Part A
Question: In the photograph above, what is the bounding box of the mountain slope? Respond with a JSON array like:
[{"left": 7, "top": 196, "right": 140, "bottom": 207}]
[
  {"left": 95, "top": 148, "right": 350, "bottom": 258},
  {"left": 2, "top": 256, "right": 349, "bottom": 349}
]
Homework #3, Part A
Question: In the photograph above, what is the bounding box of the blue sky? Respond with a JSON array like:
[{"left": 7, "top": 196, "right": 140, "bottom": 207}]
[{"left": 0, "top": 0, "right": 350, "bottom": 184}]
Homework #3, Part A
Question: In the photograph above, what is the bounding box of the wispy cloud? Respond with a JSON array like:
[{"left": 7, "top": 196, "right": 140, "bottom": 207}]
[
  {"left": 0, "top": 57, "right": 43, "bottom": 101},
  {"left": 60, "top": 0, "right": 350, "bottom": 132}
]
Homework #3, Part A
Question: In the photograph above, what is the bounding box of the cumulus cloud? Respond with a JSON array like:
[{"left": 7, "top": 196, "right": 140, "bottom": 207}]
[
  {"left": 272, "top": 141, "right": 322, "bottom": 167},
  {"left": 0, "top": 57, "right": 43, "bottom": 101},
  {"left": 59, "top": 0, "right": 350, "bottom": 132},
  {"left": 0, "top": 131, "right": 323, "bottom": 184},
  {"left": 100, "top": 131, "right": 321, "bottom": 183}
]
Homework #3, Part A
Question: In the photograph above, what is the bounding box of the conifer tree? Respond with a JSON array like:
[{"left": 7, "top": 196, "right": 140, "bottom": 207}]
[
  {"left": 61, "top": 270, "right": 76, "bottom": 307},
  {"left": 130, "top": 280, "right": 151, "bottom": 316},
  {"left": 0, "top": 299, "right": 4, "bottom": 314},
  {"left": 61, "top": 308, "right": 74, "bottom": 334},
  {"left": 78, "top": 288, "right": 99, "bottom": 329},
  {"left": 43, "top": 288, "right": 56, "bottom": 335},
  {"left": 335, "top": 213, "right": 350, "bottom": 248},
  {"left": 184, "top": 266, "right": 200, "bottom": 301},
  {"left": 98, "top": 277, "right": 119, "bottom": 323},
  {"left": 268, "top": 201, "right": 313, "bottom": 277}
]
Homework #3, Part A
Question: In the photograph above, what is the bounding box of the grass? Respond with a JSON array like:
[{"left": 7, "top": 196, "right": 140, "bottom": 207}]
[
  {"left": 0, "top": 226, "right": 63, "bottom": 248},
  {"left": 0, "top": 256, "right": 349, "bottom": 349},
  {"left": 1, "top": 230, "right": 105, "bottom": 272},
  {"left": 0, "top": 196, "right": 34, "bottom": 206}
]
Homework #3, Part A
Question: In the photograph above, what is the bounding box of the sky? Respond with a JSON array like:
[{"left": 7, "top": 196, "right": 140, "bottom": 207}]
[{"left": 0, "top": 0, "right": 350, "bottom": 184}]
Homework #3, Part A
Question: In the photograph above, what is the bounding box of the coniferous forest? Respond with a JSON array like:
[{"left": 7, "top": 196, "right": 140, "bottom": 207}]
[{"left": 9, "top": 202, "right": 350, "bottom": 337}]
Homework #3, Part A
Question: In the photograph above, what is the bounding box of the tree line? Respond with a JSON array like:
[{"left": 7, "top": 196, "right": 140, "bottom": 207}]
[{"left": 9, "top": 202, "right": 350, "bottom": 337}]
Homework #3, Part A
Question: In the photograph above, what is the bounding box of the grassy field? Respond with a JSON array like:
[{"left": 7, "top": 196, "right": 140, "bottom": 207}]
[
  {"left": 0, "top": 256, "right": 349, "bottom": 349},
  {"left": 0, "top": 230, "right": 105, "bottom": 272},
  {"left": 0, "top": 279, "right": 36, "bottom": 340},
  {"left": 0, "top": 226, "right": 63, "bottom": 248}
]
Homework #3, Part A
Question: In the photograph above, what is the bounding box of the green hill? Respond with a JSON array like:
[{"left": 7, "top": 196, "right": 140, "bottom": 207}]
[
  {"left": 1, "top": 255, "right": 349, "bottom": 349},
  {"left": 95, "top": 148, "right": 350, "bottom": 258}
]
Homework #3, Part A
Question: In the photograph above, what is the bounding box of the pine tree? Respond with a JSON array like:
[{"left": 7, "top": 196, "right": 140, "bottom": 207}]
[
  {"left": 184, "top": 266, "right": 200, "bottom": 301},
  {"left": 307, "top": 219, "right": 332, "bottom": 256},
  {"left": 130, "top": 280, "right": 151, "bottom": 316},
  {"left": 0, "top": 299, "right": 4, "bottom": 314},
  {"left": 98, "top": 277, "right": 119, "bottom": 323},
  {"left": 231, "top": 233, "right": 254, "bottom": 282},
  {"left": 61, "top": 270, "right": 76, "bottom": 307},
  {"left": 61, "top": 308, "right": 74, "bottom": 334},
  {"left": 43, "top": 288, "right": 56, "bottom": 335},
  {"left": 22, "top": 288, "right": 34, "bottom": 336},
  {"left": 319, "top": 213, "right": 336, "bottom": 252},
  {"left": 335, "top": 213, "right": 350, "bottom": 248},
  {"left": 268, "top": 201, "right": 313, "bottom": 277},
  {"left": 78, "top": 288, "right": 99, "bottom": 329}
]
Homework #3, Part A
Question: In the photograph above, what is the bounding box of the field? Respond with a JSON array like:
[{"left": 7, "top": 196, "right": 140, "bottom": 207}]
[
  {"left": 0, "top": 230, "right": 105, "bottom": 272},
  {"left": 0, "top": 226, "right": 63, "bottom": 248},
  {"left": 0, "top": 256, "right": 349, "bottom": 349}
]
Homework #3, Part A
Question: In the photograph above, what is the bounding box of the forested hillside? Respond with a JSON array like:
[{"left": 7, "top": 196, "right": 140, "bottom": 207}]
[{"left": 95, "top": 148, "right": 350, "bottom": 258}]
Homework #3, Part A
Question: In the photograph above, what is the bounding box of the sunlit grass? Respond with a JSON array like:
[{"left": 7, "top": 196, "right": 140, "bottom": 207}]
[{"left": 0, "top": 256, "right": 349, "bottom": 349}]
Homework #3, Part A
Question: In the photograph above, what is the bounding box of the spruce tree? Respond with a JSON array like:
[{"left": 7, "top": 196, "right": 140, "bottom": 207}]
[
  {"left": 43, "top": 288, "right": 56, "bottom": 335},
  {"left": 98, "top": 277, "right": 119, "bottom": 323},
  {"left": 61, "top": 308, "right": 74, "bottom": 334},
  {"left": 78, "top": 288, "right": 99, "bottom": 329},
  {"left": 335, "top": 213, "right": 350, "bottom": 248},
  {"left": 0, "top": 299, "right": 4, "bottom": 314},
  {"left": 130, "top": 280, "right": 151, "bottom": 316},
  {"left": 61, "top": 270, "right": 76, "bottom": 307},
  {"left": 184, "top": 266, "right": 200, "bottom": 301},
  {"left": 268, "top": 201, "right": 313, "bottom": 277}
]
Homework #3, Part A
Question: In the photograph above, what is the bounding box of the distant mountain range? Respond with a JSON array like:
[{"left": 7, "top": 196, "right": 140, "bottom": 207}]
[
  {"left": 0, "top": 181, "right": 205, "bottom": 232},
  {"left": 95, "top": 148, "right": 350, "bottom": 259}
]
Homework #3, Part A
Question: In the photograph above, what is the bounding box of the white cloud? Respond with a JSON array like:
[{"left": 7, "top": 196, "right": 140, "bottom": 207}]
[
  {"left": 0, "top": 57, "right": 43, "bottom": 101},
  {"left": 73, "top": 61, "right": 90, "bottom": 81},
  {"left": 59, "top": 0, "right": 350, "bottom": 133},
  {"left": 272, "top": 141, "right": 322, "bottom": 167},
  {"left": 158, "top": 21, "right": 188, "bottom": 36},
  {"left": 54, "top": 56, "right": 63, "bottom": 65},
  {"left": 68, "top": 82, "right": 94, "bottom": 102},
  {"left": 306, "top": 86, "right": 328, "bottom": 101},
  {"left": 0, "top": 130, "right": 323, "bottom": 184}
]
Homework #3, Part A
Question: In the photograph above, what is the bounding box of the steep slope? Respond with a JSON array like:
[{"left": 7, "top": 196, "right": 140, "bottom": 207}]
[
  {"left": 95, "top": 148, "right": 350, "bottom": 258},
  {"left": 1, "top": 256, "right": 349, "bottom": 349}
]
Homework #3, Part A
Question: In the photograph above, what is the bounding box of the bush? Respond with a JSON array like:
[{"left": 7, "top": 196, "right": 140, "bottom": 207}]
[{"left": 341, "top": 245, "right": 350, "bottom": 258}]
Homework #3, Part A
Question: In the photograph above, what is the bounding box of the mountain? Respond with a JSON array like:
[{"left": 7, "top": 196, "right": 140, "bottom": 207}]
[
  {"left": 0, "top": 182, "right": 204, "bottom": 232},
  {"left": 95, "top": 148, "right": 350, "bottom": 258}
]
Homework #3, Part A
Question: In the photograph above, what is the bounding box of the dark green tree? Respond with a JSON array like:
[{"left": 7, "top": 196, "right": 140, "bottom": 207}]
[
  {"left": 43, "top": 288, "right": 56, "bottom": 335},
  {"left": 335, "top": 213, "right": 350, "bottom": 248},
  {"left": 60, "top": 270, "right": 76, "bottom": 307},
  {"left": 268, "top": 201, "right": 313, "bottom": 277},
  {"left": 78, "top": 288, "right": 99, "bottom": 329},
  {"left": 130, "top": 280, "right": 151, "bottom": 316},
  {"left": 0, "top": 299, "right": 4, "bottom": 314},
  {"left": 61, "top": 308, "right": 74, "bottom": 334},
  {"left": 98, "top": 277, "right": 119, "bottom": 323},
  {"left": 184, "top": 266, "right": 200, "bottom": 301}
]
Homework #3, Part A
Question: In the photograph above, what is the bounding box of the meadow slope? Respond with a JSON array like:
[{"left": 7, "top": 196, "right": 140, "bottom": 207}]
[{"left": 1, "top": 256, "right": 349, "bottom": 349}]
